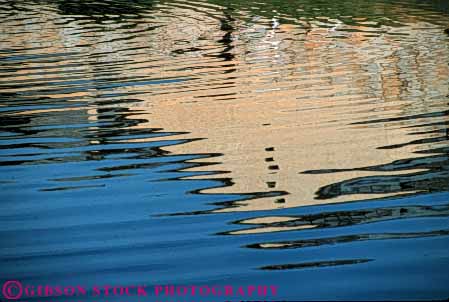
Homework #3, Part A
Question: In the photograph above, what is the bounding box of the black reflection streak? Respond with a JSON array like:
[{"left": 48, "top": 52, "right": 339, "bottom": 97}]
[
  {"left": 261, "top": 259, "right": 373, "bottom": 270},
  {"left": 247, "top": 229, "right": 449, "bottom": 250},
  {"left": 222, "top": 204, "right": 449, "bottom": 236},
  {"left": 304, "top": 110, "right": 449, "bottom": 200}
]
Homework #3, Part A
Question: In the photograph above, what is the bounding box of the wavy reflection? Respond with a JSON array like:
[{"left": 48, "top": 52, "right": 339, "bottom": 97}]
[
  {"left": 1, "top": 0, "right": 449, "bottom": 299},
  {"left": 223, "top": 204, "right": 449, "bottom": 235},
  {"left": 260, "top": 259, "right": 373, "bottom": 270}
]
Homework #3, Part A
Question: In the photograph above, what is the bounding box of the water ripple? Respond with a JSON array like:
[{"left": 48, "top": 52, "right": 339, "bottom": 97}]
[{"left": 1, "top": 0, "right": 449, "bottom": 300}]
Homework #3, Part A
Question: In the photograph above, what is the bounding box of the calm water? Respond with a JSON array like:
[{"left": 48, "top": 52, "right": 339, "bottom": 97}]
[{"left": 1, "top": 0, "right": 449, "bottom": 300}]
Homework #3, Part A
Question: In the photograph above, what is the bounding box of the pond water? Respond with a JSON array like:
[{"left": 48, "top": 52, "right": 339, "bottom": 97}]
[{"left": 1, "top": 0, "right": 449, "bottom": 300}]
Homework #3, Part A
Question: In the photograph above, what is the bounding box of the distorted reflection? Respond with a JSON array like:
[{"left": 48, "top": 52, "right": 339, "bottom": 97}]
[
  {"left": 227, "top": 204, "right": 449, "bottom": 235},
  {"left": 0, "top": 0, "right": 448, "bottom": 298}
]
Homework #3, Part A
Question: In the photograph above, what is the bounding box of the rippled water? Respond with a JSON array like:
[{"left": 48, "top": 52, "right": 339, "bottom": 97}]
[{"left": 1, "top": 0, "right": 449, "bottom": 300}]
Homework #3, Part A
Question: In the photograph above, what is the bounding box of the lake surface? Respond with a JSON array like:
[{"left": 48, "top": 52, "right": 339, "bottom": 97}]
[{"left": 1, "top": 0, "right": 449, "bottom": 300}]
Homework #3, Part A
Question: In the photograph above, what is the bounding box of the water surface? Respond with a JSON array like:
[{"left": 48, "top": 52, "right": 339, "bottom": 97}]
[{"left": 1, "top": 0, "right": 449, "bottom": 300}]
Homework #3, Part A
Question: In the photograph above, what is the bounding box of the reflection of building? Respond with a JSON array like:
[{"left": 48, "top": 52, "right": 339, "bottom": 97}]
[
  {"left": 2, "top": 1, "right": 448, "bottom": 213},
  {"left": 127, "top": 8, "right": 449, "bottom": 212}
]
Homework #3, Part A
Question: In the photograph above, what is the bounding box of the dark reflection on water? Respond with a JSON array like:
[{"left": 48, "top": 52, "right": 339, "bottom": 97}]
[
  {"left": 260, "top": 259, "right": 373, "bottom": 270},
  {"left": 232, "top": 204, "right": 449, "bottom": 235},
  {"left": 302, "top": 109, "right": 449, "bottom": 200},
  {"left": 1, "top": 0, "right": 449, "bottom": 300}
]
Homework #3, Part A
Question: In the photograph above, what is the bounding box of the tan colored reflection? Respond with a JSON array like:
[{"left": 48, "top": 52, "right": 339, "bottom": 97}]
[
  {"left": 2, "top": 1, "right": 448, "bottom": 213},
  {"left": 126, "top": 13, "right": 448, "bottom": 212}
]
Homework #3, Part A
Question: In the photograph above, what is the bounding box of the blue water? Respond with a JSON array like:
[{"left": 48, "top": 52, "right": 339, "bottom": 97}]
[{"left": 1, "top": 0, "right": 449, "bottom": 300}]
